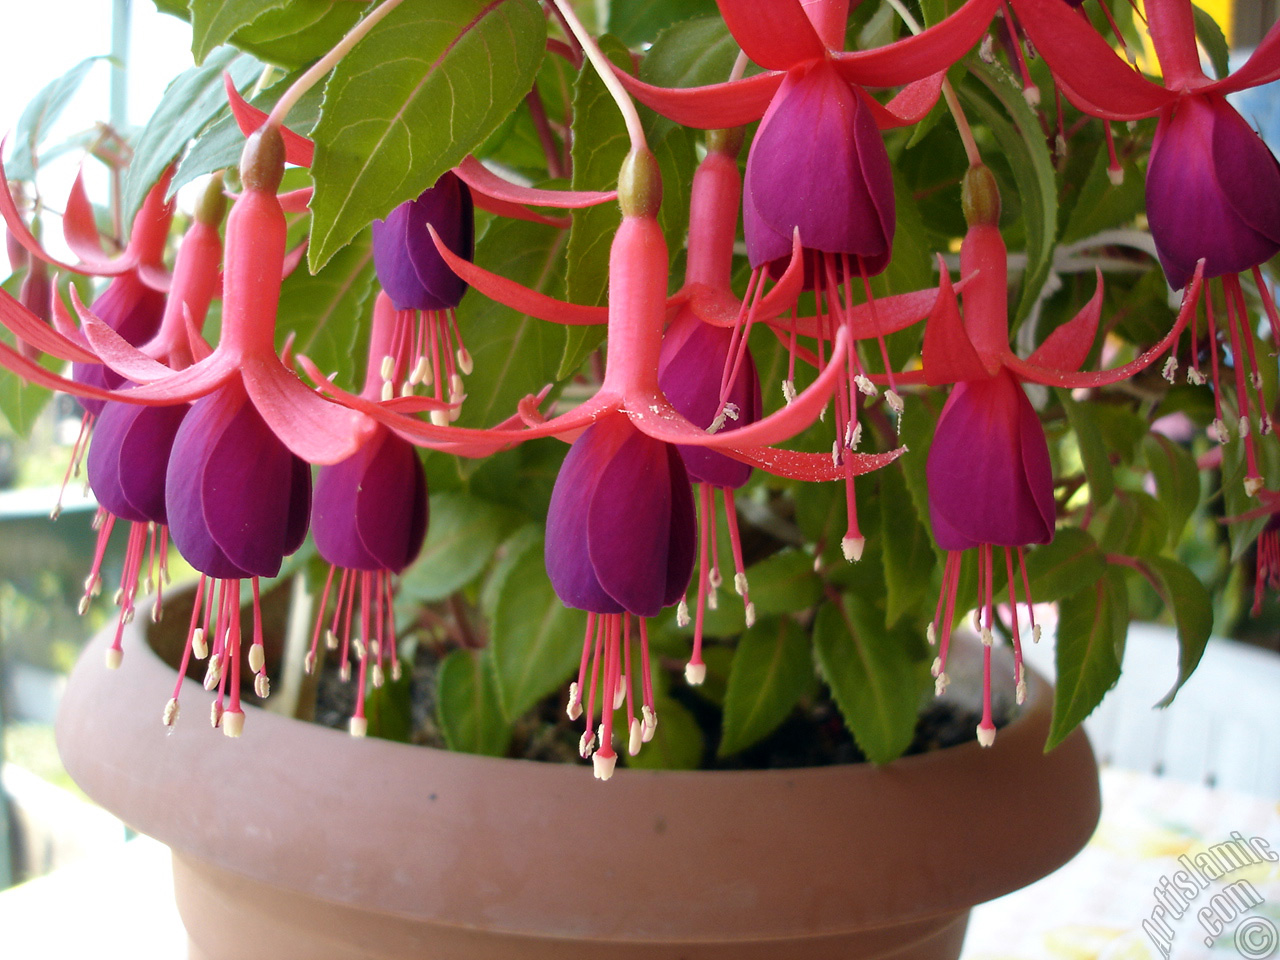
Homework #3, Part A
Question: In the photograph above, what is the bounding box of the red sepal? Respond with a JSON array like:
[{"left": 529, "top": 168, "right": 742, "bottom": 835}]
[
  {"left": 716, "top": 0, "right": 827, "bottom": 69},
  {"left": 922, "top": 261, "right": 989, "bottom": 385},
  {"left": 1025, "top": 270, "right": 1103, "bottom": 372}
]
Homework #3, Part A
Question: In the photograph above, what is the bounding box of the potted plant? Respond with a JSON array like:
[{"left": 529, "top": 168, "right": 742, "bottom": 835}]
[{"left": 2, "top": 0, "right": 1275, "bottom": 954}]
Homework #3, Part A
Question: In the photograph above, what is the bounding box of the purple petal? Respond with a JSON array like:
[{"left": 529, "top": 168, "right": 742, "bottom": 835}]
[
  {"left": 1147, "top": 94, "right": 1280, "bottom": 289},
  {"left": 661, "top": 443, "right": 697, "bottom": 608},
  {"left": 658, "top": 311, "right": 760, "bottom": 489},
  {"left": 545, "top": 418, "right": 630, "bottom": 614},
  {"left": 87, "top": 400, "right": 188, "bottom": 524},
  {"left": 926, "top": 370, "right": 1055, "bottom": 550},
  {"left": 73, "top": 272, "right": 166, "bottom": 416},
  {"left": 372, "top": 172, "right": 474, "bottom": 312},
  {"left": 745, "top": 61, "right": 895, "bottom": 274},
  {"left": 312, "top": 427, "right": 428, "bottom": 573}
]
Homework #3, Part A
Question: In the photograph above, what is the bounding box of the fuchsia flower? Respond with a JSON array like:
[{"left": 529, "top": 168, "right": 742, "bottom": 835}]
[
  {"left": 306, "top": 293, "right": 429, "bottom": 736},
  {"left": 921, "top": 167, "right": 1203, "bottom": 745},
  {"left": 1011, "top": 0, "right": 1280, "bottom": 495},
  {"left": 617, "top": 0, "right": 998, "bottom": 560},
  {"left": 370, "top": 171, "right": 474, "bottom": 417}
]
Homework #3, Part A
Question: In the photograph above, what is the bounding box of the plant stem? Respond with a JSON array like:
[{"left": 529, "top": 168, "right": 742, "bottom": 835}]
[
  {"left": 267, "top": 0, "right": 406, "bottom": 129},
  {"left": 549, "top": 0, "right": 647, "bottom": 152}
]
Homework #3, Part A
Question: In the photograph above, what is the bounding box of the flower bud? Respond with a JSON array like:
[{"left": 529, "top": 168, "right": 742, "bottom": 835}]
[
  {"left": 240, "top": 126, "right": 286, "bottom": 194},
  {"left": 961, "top": 165, "right": 1001, "bottom": 228},
  {"left": 618, "top": 148, "right": 662, "bottom": 219}
]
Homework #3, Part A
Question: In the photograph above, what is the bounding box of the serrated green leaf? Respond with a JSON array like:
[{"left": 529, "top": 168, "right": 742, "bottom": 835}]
[
  {"left": 308, "top": 0, "right": 546, "bottom": 271},
  {"left": 966, "top": 64, "right": 1057, "bottom": 321},
  {"left": 1059, "top": 141, "right": 1145, "bottom": 245},
  {"left": 175, "top": 66, "right": 325, "bottom": 193},
  {"left": 230, "top": 1, "right": 366, "bottom": 70},
  {"left": 610, "top": 0, "right": 721, "bottom": 47},
  {"left": 1144, "top": 557, "right": 1213, "bottom": 707},
  {"left": 437, "top": 649, "right": 511, "bottom": 756},
  {"left": 879, "top": 462, "right": 935, "bottom": 625},
  {"left": 454, "top": 215, "right": 569, "bottom": 428},
  {"left": 1048, "top": 568, "right": 1127, "bottom": 749},
  {"left": 490, "top": 534, "right": 586, "bottom": 721},
  {"left": 626, "top": 691, "right": 703, "bottom": 770},
  {"left": 277, "top": 227, "right": 376, "bottom": 390},
  {"left": 1143, "top": 434, "right": 1200, "bottom": 547},
  {"left": 123, "top": 48, "right": 261, "bottom": 224},
  {"left": 718, "top": 617, "right": 811, "bottom": 756},
  {"left": 744, "top": 549, "right": 822, "bottom": 616},
  {"left": 1023, "top": 527, "right": 1106, "bottom": 605},
  {"left": 191, "top": 0, "right": 290, "bottom": 64},
  {"left": 1098, "top": 491, "right": 1168, "bottom": 558},
  {"left": 635, "top": 16, "right": 738, "bottom": 144},
  {"left": 813, "top": 595, "right": 926, "bottom": 764},
  {"left": 398, "top": 492, "right": 506, "bottom": 602},
  {"left": 1058, "top": 389, "right": 1114, "bottom": 508},
  {"left": 1192, "top": 5, "right": 1230, "bottom": 81},
  {"left": 6, "top": 57, "right": 104, "bottom": 181}
]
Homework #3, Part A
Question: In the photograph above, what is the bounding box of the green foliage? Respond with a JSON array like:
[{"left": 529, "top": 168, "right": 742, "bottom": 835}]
[
  {"left": 1048, "top": 568, "right": 1128, "bottom": 750},
  {"left": 6, "top": 57, "right": 103, "bottom": 181},
  {"left": 437, "top": 649, "right": 511, "bottom": 756},
  {"left": 190, "top": 0, "right": 291, "bottom": 64},
  {"left": 308, "top": 0, "right": 546, "bottom": 270},
  {"left": 399, "top": 492, "right": 509, "bottom": 603},
  {"left": 719, "top": 617, "right": 812, "bottom": 756}
]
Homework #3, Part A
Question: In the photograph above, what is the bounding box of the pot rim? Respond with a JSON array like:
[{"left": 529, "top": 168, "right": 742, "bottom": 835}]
[{"left": 57, "top": 591, "right": 1100, "bottom": 943}]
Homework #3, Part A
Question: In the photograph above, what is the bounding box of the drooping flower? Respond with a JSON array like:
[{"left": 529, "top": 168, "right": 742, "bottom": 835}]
[
  {"left": 1009, "top": 0, "right": 1280, "bottom": 495},
  {"left": 370, "top": 171, "right": 475, "bottom": 419},
  {"left": 306, "top": 293, "right": 430, "bottom": 736},
  {"left": 546, "top": 412, "right": 696, "bottom": 778},
  {"left": 921, "top": 165, "right": 1203, "bottom": 745}
]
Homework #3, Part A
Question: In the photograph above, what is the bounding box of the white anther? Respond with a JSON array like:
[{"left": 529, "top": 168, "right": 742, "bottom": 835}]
[
  {"left": 841, "top": 536, "right": 865, "bottom": 562},
  {"left": 430, "top": 409, "right": 450, "bottom": 427},
  {"left": 113, "top": 588, "right": 124, "bottom": 606},
  {"left": 1016, "top": 680, "right": 1028, "bottom": 705},
  {"left": 304, "top": 650, "right": 316, "bottom": 674},
  {"left": 380, "top": 355, "right": 396, "bottom": 381},
  {"left": 105, "top": 647, "right": 123, "bottom": 670},
  {"left": 1187, "top": 368, "right": 1206, "bottom": 386},
  {"left": 831, "top": 441, "right": 841, "bottom": 466},
  {"left": 339, "top": 662, "right": 351, "bottom": 682},
  {"left": 1162, "top": 356, "right": 1178, "bottom": 382},
  {"left": 1106, "top": 165, "right": 1124, "bottom": 186},
  {"left": 708, "top": 411, "right": 727, "bottom": 434},
  {"left": 1033, "top": 624, "right": 1042, "bottom": 643},
  {"left": 734, "top": 572, "right": 748, "bottom": 597},
  {"left": 613, "top": 681, "right": 626, "bottom": 711},
  {"left": 222, "top": 711, "right": 244, "bottom": 738},
  {"left": 203, "top": 658, "right": 221, "bottom": 690},
  {"left": 1263, "top": 415, "right": 1274, "bottom": 436},
  {"left": 381, "top": 381, "right": 394, "bottom": 401},
  {"left": 210, "top": 702, "right": 223, "bottom": 728},
  {"left": 723, "top": 402, "right": 740, "bottom": 422},
  {"left": 641, "top": 705, "right": 658, "bottom": 742},
  {"left": 122, "top": 608, "right": 135, "bottom": 625},
  {"left": 927, "top": 623, "right": 937, "bottom": 646},
  {"left": 976, "top": 724, "right": 996, "bottom": 747},
  {"left": 392, "top": 661, "right": 403, "bottom": 681},
  {"left": 854, "top": 374, "right": 877, "bottom": 397},
  {"left": 629, "top": 718, "right": 643, "bottom": 756},
  {"left": 400, "top": 382, "right": 414, "bottom": 397},
  {"left": 1240, "top": 416, "right": 1251, "bottom": 439},
  {"left": 1210, "top": 418, "right": 1230, "bottom": 443},
  {"left": 78, "top": 596, "right": 91, "bottom": 616},
  {"left": 979, "top": 34, "right": 996, "bottom": 63},
  {"left": 579, "top": 731, "right": 596, "bottom": 758},
  {"left": 1252, "top": 372, "right": 1265, "bottom": 390},
  {"left": 410, "top": 356, "right": 430, "bottom": 386},
  {"left": 353, "top": 637, "right": 366, "bottom": 660},
  {"left": 931, "top": 656, "right": 944, "bottom": 678},
  {"left": 885, "top": 389, "right": 904, "bottom": 417},
  {"left": 685, "top": 662, "right": 707, "bottom": 685},
  {"left": 84, "top": 574, "right": 99, "bottom": 594},
  {"left": 349, "top": 716, "right": 368, "bottom": 737},
  {"left": 846, "top": 421, "right": 863, "bottom": 449},
  {"left": 193, "top": 628, "right": 208, "bottom": 659},
  {"left": 567, "top": 682, "right": 583, "bottom": 721},
  {"left": 782, "top": 380, "right": 797, "bottom": 405},
  {"left": 457, "top": 348, "right": 473, "bottom": 376},
  {"left": 745, "top": 602, "right": 757, "bottom": 627},
  {"left": 1024, "top": 85, "right": 1042, "bottom": 107},
  {"left": 325, "top": 629, "right": 338, "bottom": 651},
  {"left": 934, "top": 673, "right": 950, "bottom": 696},
  {"left": 369, "top": 640, "right": 380, "bottom": 659},
  {"left": 981, "top": 627, "right": 994, "bottom": 646},
  {"left": 372, "top": 665, "right": 385, "bottom": 688},
  {"left": 593, "top": 752, "right": 617, "bottom": 780},
  {"left": 162, "top": 698, "right": 179, "bottom": 728},
  {"left": 255, "top": 674, "right": 271, "bottom": 699},
  {"left": 709, "top": 567, "right": 722, "bottom": 590},
  {"left": 676, "top": 598, "right": 690, "bottom": 628},
  {"left": 248, "top": 645, "right": 265, "bottom": 674},
  {"left": 1246, "top": 476, "right": 1265, "bottom": 497}
]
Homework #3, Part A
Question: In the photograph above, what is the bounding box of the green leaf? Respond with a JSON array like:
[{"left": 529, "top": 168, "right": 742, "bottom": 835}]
[
  {"left": 229, "top": 1, "right": 365, "bottom": 70},
  {"left": 1047, "top": 568, "right": 1127, "bottom": 749},
  {"left": 879, "top": 462, "right": 935, "bottom": 625},
  {"left": 718, "top": 617, "right": 812, "bottom": 756},
  {"left": 1192, "top": 5, "right": 1231, "bottom": 81},
  {"left": 454, "top": 215, "right": 570, "bottom": 428},
  {"left": 190, "top": 0, "right": 289, "bottom": 64},
  {"left": 743, "top": 549, "right": 822, "bottom": 616},
  {"left": 6, "top": 57, "right": 104, "bottom": 181},
  {"left": 1143, "top": 434, "right": 1200, "bottom": 547},
  {"left": 437, "top": 649, "right": 511, "bottom": 756},
  {"left": 123, "top": 48, "right": 262, "bottom": 224},
  {"left": 398, "top": 492, "right": 507, "bottom": 602},
  {"left": 636, "top": 16, "right": 738, "bottom": 143},
  {"left": 489, "top": 533, "right": 586, "bottom": 721},
  {"left": 1059, "top": 141, "right": 1145, "bottom": 245},
  {"left": 1058, "top": 390, "right": 1114, "bottom": 507},
  {"left": 175, "top": 66, "right": 326, "bottom": 193},
  {"left": 1023, "top": 527, "right": 1107, "bottom": 605},
  {"left": 1144, "top": 557, "right": 1213, "bottom": 707},
  {"left": 966, "top": 64, "right": 1058, "bottom": 321},
  {"left": 276, "top": 227, "right": 376, "bottom": 390},
  {"left": 1097, "top": 492, "right": 1168, "bottom": 559},
  {"left": 308, "top": 0, "right": 546, "bottom": 271},
  {"left": 813, "top": 595, "right": 927, "bottom": 764},
  {"left": 364, "top": 670, "right": 414, "bottom": 743},
  {"left": 611, "top": 1, "right": 721, "bottom": 47},
  {"left": 626, "top": 691, "right": 703, "bottom": 770}
]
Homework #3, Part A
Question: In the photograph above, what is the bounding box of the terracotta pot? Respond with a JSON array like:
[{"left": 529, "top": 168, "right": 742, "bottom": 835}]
[{"left": 58, "top": 602, "right": 1100, "bottom": 960}]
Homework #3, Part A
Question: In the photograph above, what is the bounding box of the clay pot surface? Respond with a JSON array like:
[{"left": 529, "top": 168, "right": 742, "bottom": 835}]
[{"left": 58, "top": 609, "right": 1100, "bottom": 960}]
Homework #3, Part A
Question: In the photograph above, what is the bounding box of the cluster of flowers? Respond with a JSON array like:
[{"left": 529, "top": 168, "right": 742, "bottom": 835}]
[{"left": 1, "top": 0, "right": 1278, "bottom": 775}]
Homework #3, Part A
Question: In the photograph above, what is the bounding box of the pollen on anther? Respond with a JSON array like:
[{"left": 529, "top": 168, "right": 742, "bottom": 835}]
[
  {"left": 1187, "top": 368, "right": 1206, "bottom": 386},
  {"left": 976, "top": 723, "right": 996, "bottom": 747},
  {"left": 676, "top": 598, "right": 690, "bottom": 627},
  {"left": 372, "top": 664, "right": 385, "bottom": 688},
  {"left": 980, "top": 627, "right": 994, "bottom": 646},
  {"left": 1162, "top": 357, "right": 1178, "bottom": 382},
  {"left": 1016, "top": 679, "right": 1027, "bottom": 704},
  {"left": 593, "top": 752, "right": 617, "bottom": 780},
  {"left": 841, "top": 536, "right": 865, "bottom": 562},
  {"left": 641, "top": 705, "right": 657, "bottom": 742},
  {"left": 782, "top": 379, "right": 797, "bottom": 405},
  {"left": 926, "top": 623, "right": 936, "bottom": 645},
  {"left": 339, "top": 662, "right": 351, "bottom": 682},
  {"left": 255, "top": 674, "right": 271, "bottom": 698},
  {"left": 222, "top": 710, "right": 245, "bottom": 738},
  {"left": 685, "top": 662, "right": 707, "bottom": 685},
  {"left": 1246, "top": 476, "right": 1265, "bottom": 497},
  {"left": 745, "top": 602, "right": 757, "bottom": 627},
  {"left": 162, "top": 698, "right": 179, "bottom": 728},
  {"left": 934, "top": 673, "right": 949, "bottom": 696},
  {"left": 854, "top": 374, "right": 877, "bottom": 397},
  {"left": 203, "top": 658, "right": 221, "bottom": 690},
  {"left": 579, "top": 730, "right": 596, "bottom": 758}
]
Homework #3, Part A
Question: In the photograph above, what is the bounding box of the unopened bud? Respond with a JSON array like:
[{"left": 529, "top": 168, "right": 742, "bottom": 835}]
[
  {"left": 962, "top": 164, "right": 1001, "bottom": 228},
  {"left": 705, "top": 126, "right": 744, "bottom": 159},
  {"left": 196, "top": 172, "right": 227, "bottom": 226},
  {"left": 240, "top": 125, "right": 286, "bottom": 194}
]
